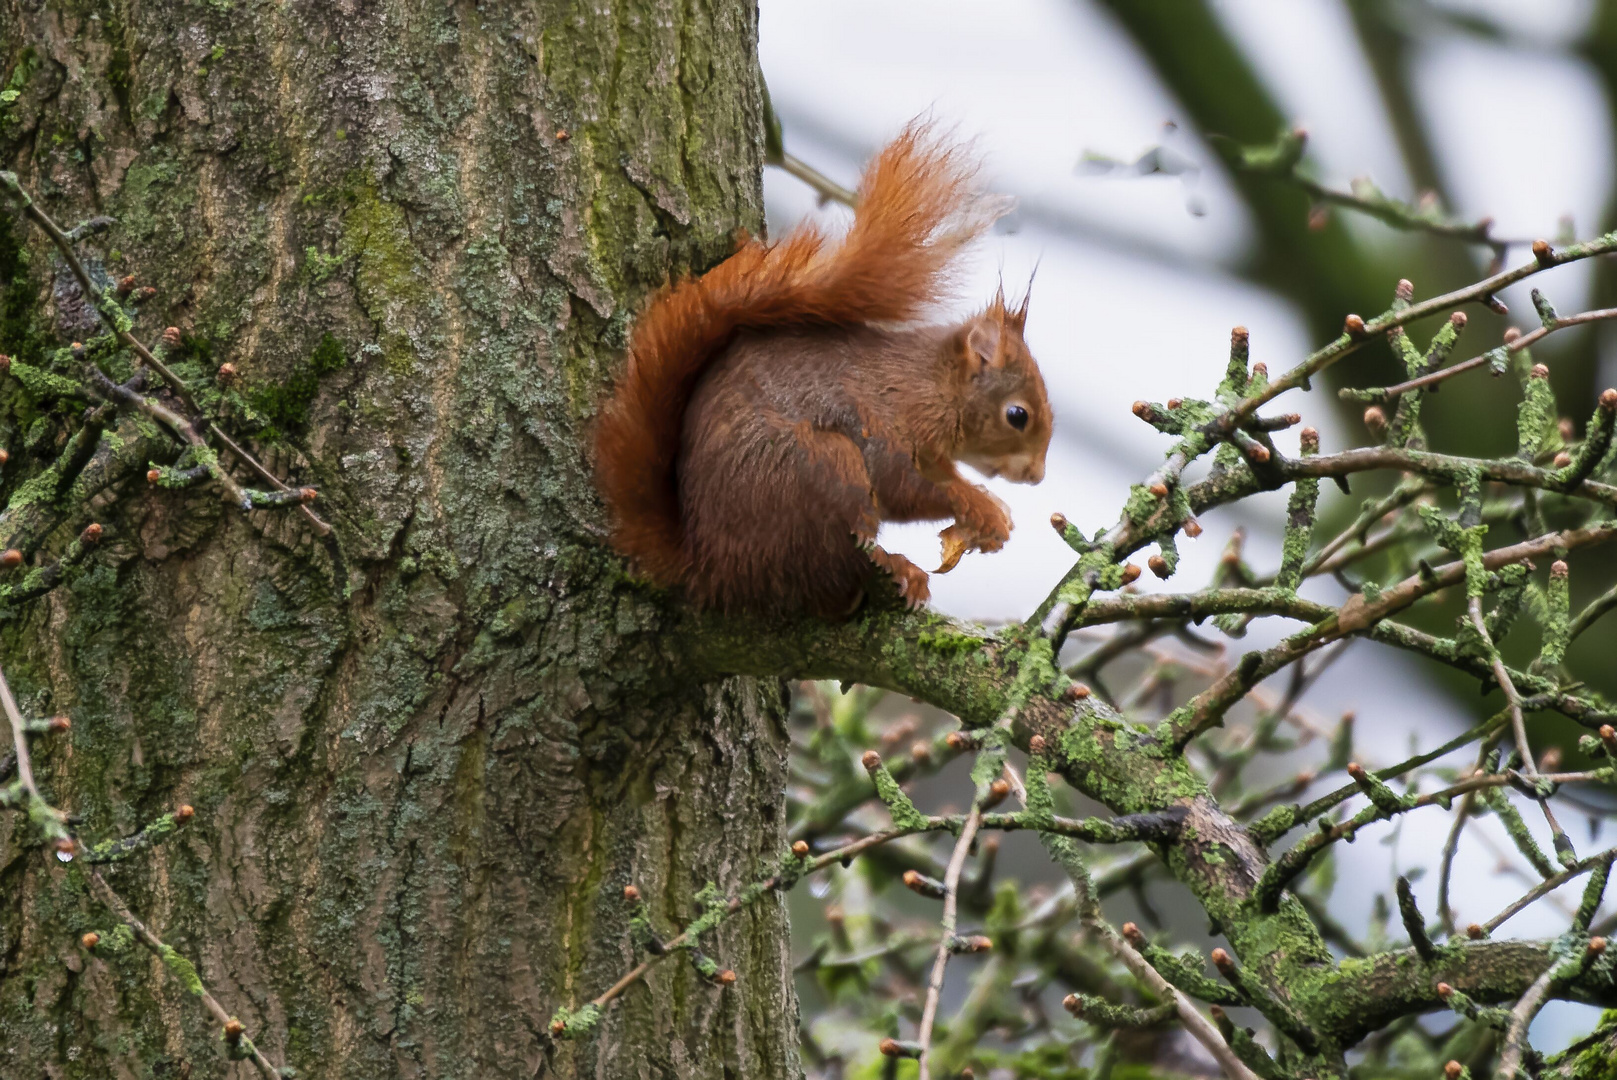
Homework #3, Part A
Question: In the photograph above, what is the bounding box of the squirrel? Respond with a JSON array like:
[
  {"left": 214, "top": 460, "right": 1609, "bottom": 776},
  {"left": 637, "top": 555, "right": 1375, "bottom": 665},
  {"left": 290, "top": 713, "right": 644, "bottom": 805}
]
[{"left": 592, "top": 122, "right": 1053, "bottom": 617}]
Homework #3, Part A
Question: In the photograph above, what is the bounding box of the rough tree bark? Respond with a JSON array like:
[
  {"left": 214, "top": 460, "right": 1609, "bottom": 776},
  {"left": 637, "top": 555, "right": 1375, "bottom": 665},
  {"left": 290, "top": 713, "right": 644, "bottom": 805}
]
[{"left": 0, "top": 2, "right": 799, "bottom": 1077}]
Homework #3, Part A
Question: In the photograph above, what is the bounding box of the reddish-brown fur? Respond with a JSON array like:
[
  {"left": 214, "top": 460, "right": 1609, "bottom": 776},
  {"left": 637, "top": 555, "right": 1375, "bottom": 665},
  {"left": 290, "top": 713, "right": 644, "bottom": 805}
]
[{"left": 593, "top": 123, "right": 1053, "bottom": 616}]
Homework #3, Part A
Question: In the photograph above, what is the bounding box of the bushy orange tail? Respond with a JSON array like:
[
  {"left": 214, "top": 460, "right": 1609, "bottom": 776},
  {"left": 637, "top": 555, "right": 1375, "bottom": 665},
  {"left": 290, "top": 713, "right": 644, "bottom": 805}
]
[{"left": 593, "top": 122, "right": 1004, "bottom": 586}]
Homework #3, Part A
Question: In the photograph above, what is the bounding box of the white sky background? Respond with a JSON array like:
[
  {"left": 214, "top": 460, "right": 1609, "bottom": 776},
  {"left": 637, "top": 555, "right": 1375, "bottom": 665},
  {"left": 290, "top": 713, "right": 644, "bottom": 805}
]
[{"left": 761, "top": 0, "right": 1614, "bottom": 1052}]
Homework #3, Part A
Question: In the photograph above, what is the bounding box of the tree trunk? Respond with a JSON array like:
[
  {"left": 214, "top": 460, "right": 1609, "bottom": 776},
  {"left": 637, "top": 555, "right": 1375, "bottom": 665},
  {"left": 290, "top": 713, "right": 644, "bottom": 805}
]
[{"left": 0, "top": 2, "right": 798, "bottom": 1077}]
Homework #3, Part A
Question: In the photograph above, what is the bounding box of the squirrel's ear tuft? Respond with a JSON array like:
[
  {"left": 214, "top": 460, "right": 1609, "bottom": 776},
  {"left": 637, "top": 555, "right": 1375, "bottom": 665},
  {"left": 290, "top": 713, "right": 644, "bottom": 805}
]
[
  {"left": 1007, "top": 263, "right": 1036, "bottom": 332},
  {"left": 965, "top": 318, "right": 1003, "bottom": 368}
]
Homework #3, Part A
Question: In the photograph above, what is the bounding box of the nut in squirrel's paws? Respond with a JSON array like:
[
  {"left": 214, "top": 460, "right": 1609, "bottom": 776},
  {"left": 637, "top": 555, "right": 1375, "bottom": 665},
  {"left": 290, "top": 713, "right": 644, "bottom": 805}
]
[{"left": 935, "top": 515, "right": 1011, "bottom": 574}]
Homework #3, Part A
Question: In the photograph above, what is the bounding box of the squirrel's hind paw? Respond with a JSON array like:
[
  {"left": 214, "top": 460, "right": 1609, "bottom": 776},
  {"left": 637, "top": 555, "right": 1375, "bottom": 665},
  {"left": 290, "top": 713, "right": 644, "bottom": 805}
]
[{"left": 865, "top": 545, "right": 931, "bottom": 610}]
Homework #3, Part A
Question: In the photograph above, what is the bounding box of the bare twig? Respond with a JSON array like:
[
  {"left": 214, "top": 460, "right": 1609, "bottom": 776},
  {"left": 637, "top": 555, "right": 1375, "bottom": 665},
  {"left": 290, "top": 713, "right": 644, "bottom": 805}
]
[
  {"left": 1470, "top": 596, "right": 1535, "bottom": 778},
  {"left": 916, "top": 803, "right": 982, "bottom": 1080},
  {"left": 80, "top": 862, "right": 283, "bottom": 1079}
]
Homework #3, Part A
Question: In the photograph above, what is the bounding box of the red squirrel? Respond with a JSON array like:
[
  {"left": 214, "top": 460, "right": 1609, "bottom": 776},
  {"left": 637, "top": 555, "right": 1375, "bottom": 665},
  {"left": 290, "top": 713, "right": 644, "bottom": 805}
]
[{"left": 593, "top": 123, "right": 1053, "bottom": 617}]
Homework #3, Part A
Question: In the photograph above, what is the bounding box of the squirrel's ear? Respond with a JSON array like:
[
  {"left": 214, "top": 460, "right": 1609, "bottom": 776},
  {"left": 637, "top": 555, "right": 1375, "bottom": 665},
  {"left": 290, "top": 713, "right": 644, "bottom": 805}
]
[{"left": 964, "top": 319, "right": 1003, "bottom": 369}]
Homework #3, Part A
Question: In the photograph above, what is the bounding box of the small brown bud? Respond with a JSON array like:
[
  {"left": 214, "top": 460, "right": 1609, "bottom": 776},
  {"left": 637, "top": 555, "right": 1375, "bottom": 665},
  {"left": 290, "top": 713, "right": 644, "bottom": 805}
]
[
  {"left": 1050, "top": 512, "right": 1068, "bottom": 533},
  {"left": 1166, "top": 397, "right": 1183, "bottom": 410},
  {"left": 1503, "top": 326, "right": 1522, "bottom": 344},
  {"left": 216, "top": 362, "right": 237, "bottom": 383},
  {"left": 48, "top": 715, "right": 70, "bottom": 733},
  {"left": 878, "top": 1039, "right": 906, "bottom": 1058},
  {"left": 1554, "top": 451, "right": 1573, "bottom": 468},
  {"left": 116, "top": 275, "right": 136, "bottom": 296},
  {"left": 1363, "top": 406, "right": 1387, "bottom": 435},
  {"left": 1436, "top": 981, "right": 1454, "bottom": 999},
  {"left": 1539, "top": 746, "right": 1563, "bottom": 772},
  {"left": 1445, "top": 1061, "right": 1463, "bottom": 1080},
  {"left": 910, "top": 740, "right": 932, "bottom": 766},
  {"left": 1466, "top": 923, "right": 1485, "bottom": 940},
  {"left": 1246, "top": 443, "right": 1270, "bottom": 463},
  {"left": 1450, "top": 311, "right": 1467, "bottom": 328},
  {"left": 1344, "top": 313, "right": 1367, "bottom": 339},
  {"left": 0, "top": 549, "right": 22, "bottom": 569},
  {"left": 1532, "top": 238, "right": 1554, "bottom": 266},
  {"left": 951, "top": 935, "right": 993, "bottom": 954},
  {"left": 1551, "top": 560, "right": 1569, "bottom": 579},
  {"left": 223, "top": 1018, "right": 245, "bottom": 1041},
  {"left": 299, "top": 487, "right": 319, "bottom": 503},
  {"left": 162, "top": 327, "right": 182, "bottom": 348},
  {"left": 556, "top": 129, "right": 570, "bottom": 141},
  {"left": 1251, "top": 362, "right": 1268, "bottom": 378},
  {"left": 0, "top": 448, "right": 9, "bottom": 465},
  {"left": 175, "top": 804, "right": 194, "bottom": 823},
  {"left": 1148, "top": 554, "right": 1170, "bottom": 579},
  {"left": 1531, "top": 363, "right": 1550, "bottom": 380},
  {"left": 1600, "top": 724, "right": 1617, "bottom": 755},
  {"left": 147, "top": 468, "right": 162, "bottom": 484},
  {"left": 902, "top": 869, "right": 946, "bottom": 899},
  {"left": 1395, "top": 279, "right": 1415, "bottom": 302},
  {"left": 717, "top": 968, "right": 737, "bottom": 985},
  {"left": 1590, "top": 936, "right": 1607, "bottom": 955},
  {"left": 1210, "top": 948, "right": 1233, "bottom": 971},
  {"left": 1063, "top": 992, "right": 1082, "bottom": 1014},
  {"left": 791, "top": 840, "right": 810, "bottom": 858},
  {"left": 1182, "top": 517, "right": 1202, "bottom": 538},
  {"left": 1121, "top": 921, "right": 1144, "bottom": 945},
  {"left": 1119, "top": 563, "right": 1141, "bottom": 585},
  {"left": 1231, "top": 325, "right": 1249, "bottom": 344},
  {"left": 982, "top": 778, "right": 1010, "bottom": 809},
  {"left": 1029, "top": 734, "right": 1046, "bottom": 754},
  {"left": 70, "top": 341, "right": 83, "bottom": 352},
  {"left": 1148, "top": 482, "right": 1168, "bottom": 498},
  {"left": 1602, "top": 388, "right": 1617, "bottom": 410},
  {"left": 1346, "top": 761, "right": 1366, "bottom": 780},
  {"left": 1065, "top": 683, "right": 1091, "bottom": 701},
  {"left": 79, "top": 523, "right": 102, "bottom": 544},
  {"left": 1308, "top": 204, "right": 1329, "bottom": 231},
  {"left": 551, "top": 1019, "right": 567, "bottom": 1036},
  {"left": 1300, "top": 427, "right": 1319, "bottom": 452},
  {"left": 623, "top": 884, "right": 641, "bottom": 902},
  {"left": 81, "top": 932, "right": 100, "bottom": 950},
  {"left": 1131, "top": 400, "right": 1152, "bottom": 419},
  {"left": 860, "top": 750, "right": 882, "bottom": 772},
  {"left": 945, "top": 730, "right": 970, "bottom": 751}
]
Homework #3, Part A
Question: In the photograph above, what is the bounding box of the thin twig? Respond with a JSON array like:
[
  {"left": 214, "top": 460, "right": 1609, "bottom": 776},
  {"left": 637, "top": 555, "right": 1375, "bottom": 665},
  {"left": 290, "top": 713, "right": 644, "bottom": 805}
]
[
  {"left": 80, "top": 862, "right": 282, "bottom": 1079},
  {"left": 1482, "top": 848, "right": 1617, "bottom": 934},
  {"left": 772, "top": 153, "right": 858, "bottom": 208},
  {"left": 916, "top": 803, "right": 982, "bottom": 1080},
  {"left": 1470, "top": 596, "right": 1535, "bottom": 778},
  {"left": 1363, "top": 306, "right": 1617, "bottom": 402},
  {"left": 1496, "top": 963, "right": 1557, "bottom": 1080},
  {"left": 0, "top": 172, "right": 331, "bottom": 536}
]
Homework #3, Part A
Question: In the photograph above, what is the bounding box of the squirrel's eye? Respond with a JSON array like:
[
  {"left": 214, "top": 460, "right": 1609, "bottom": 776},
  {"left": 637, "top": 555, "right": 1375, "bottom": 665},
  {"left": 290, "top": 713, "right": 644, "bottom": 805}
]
[{"left": 1005, "top": 404, "right": 1029, "bottom": 431}]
